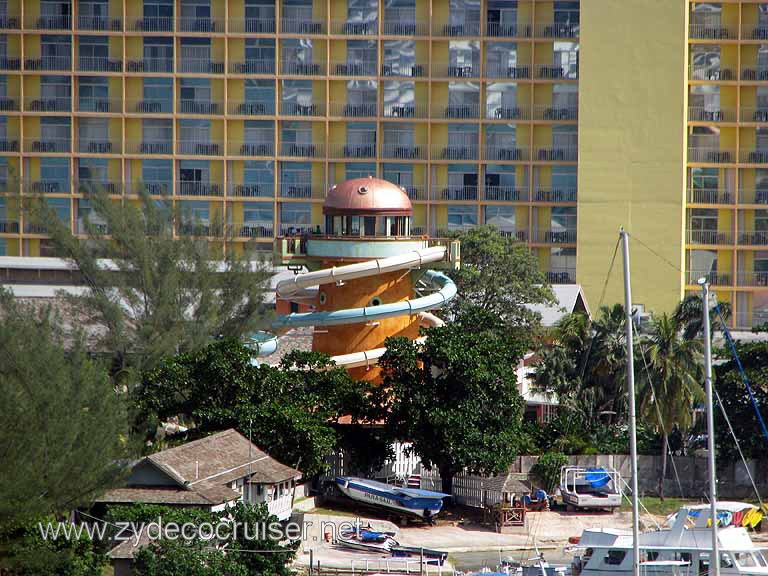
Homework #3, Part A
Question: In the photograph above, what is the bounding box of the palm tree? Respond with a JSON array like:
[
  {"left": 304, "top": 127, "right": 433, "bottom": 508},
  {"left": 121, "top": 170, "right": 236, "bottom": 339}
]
[
  {"left": 638, "top": 313, "right": 704, "bottom": 500},
  {"left": 674, "top": 294, "right": 731, "bottom": 341}
]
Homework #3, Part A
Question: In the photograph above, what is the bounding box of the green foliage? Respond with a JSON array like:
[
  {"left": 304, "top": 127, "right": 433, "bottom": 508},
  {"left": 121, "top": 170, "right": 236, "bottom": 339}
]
[
  {"left": 673, "top": 294, "right": 731, "bottom": 340},
  {"left": 380, "top": 308, "right": 528, "bottom": 493},
  {"left": 531, "top": 452, "right": 568, "bottom": 492},
  {"left": 104, "top": 504, "right": 212, "bottom": 528},
  {"left": 0, "top": 289, "right": 127, "bottom": 529},
  {"left": 136, "top": 339, "right": 379, "bottom": 476},
  {"left": 26, "top": 185, "right": 272, "bottom": 378}
]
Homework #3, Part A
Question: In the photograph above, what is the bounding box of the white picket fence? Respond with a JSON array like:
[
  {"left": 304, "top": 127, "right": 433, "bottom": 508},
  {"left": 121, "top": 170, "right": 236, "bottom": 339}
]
[{"left": 420, "top": 468, "right": 506, "bottom": 508}]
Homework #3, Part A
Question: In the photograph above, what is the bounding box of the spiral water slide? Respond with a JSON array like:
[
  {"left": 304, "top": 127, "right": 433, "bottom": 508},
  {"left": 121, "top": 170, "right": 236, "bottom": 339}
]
[{"left": 252, "top": 245, "right": 456, "bottom": 368}]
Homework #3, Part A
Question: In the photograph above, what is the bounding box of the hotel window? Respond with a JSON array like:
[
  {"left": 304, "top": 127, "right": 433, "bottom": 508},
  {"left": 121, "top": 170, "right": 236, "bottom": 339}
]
[
  {"left": 280, "top": 161, "right": 311, "bottom": 197},
  {"left": 756, "top": 210, "right": 768, "bottom": 233},
  {"left": 180, "top": 37, "right": 212, "bottom": 71},
  {"left": 0, "top": 35, "right": 6, "bottom": 61},
  {"left": 448, "top": 41, "right": 480, "bottom": 74},
  {"left": 144, "top": 37, "right": 173, "bottom": 71},
  {"left": 143, "top": 0, "right": 173, "bottom": 23},
  {"left": 448, "top": 0, "right": 480, "bottom": 34},
  {"left": 41, "top": 116, "right": 71, "bottom": 148},
  {"left": 757, "top": 128, "right": 768, "bottom": 153},
  {"left": 690, "top": 44, "right": 721, "bottom": 80},
  {"left": 245, "top": 38, "right": 275, "bottom": 71},
  {"left": 243, "top": 206, "right": 273, "bottom": 227},
  {"left": 484, "top": 205, "right": 515, "bottom": 231},
  {"left": 280, "top": 201, "right": 312, "bottom": 232},
  {"left": 282, "top": 0, "right": 313, "bottom": 23},
  {"left": 552, "top": 83, "right": 578, "bottom": 111},
  {"left": 281, "top": 39, "right": 314, "bottom": 70},
  {"left": 45, "top": 197, "right": 71, "bottom": 223},
  {"left": 484, "top": 165, "right": 518, "bottom": 200},
  {"left": 76, "top": 198, "right": 107, "bottom": 232},
  {"left": 689, "top": 167, "right": 720, "bottom": 203},
  {"left": 281, "top": 121, "right": 313, "bottom": 149},
  {"left": 0, "top": 157, "right": 8, "bottom": 187},
  {"left": 689, "top": 208, "right": 719, "bottom": 234},
  {"left": 40, "top": 157, "right": 70, "bottom": 191},
  {"left": 447, "top": 205, "right": 477, "bottom": 230},
  {"left": 41, "top": 0, "right": 71, "bottom": 27},
  {"left": 383, "top": 81, "right": 415, "bottom": 116},
  {"left": 179, "top": 160, "right": 210, "bottom": 185},
  {"left": 383, "top": 163, "right": 414, "bottom": 189},
  {"left": 551, "top": 206, "right": 576, "bottom": 233},
  {"left": 486, "top": 42, "right": 517, "bottom": 77},
  {"left": 78, "top": 157, "right": 108, "bottom": 184},
  {"left": 282, "top": 79, "right": 314, "bottom": 112},
  {"left": 41, "top": 75, "right": 71, "bottom": 110},
  {"left": 243, "top": 160, "right": 274, "bottom": 192},
  {"left": 179, "top": 200, "right": 210, "bottom": 229},
  {"left": 487, "top": 0, "right": 518, "bottom": 35},
  {"left": 41, "top": 34, "right": 72, "bottom": 67},
  {"left": 79, "top": 0, "right": 109, "bottom": 24},
  {"left": 142, "top": 118, "right": 172, "bottom": 147},
  {"left": 554, "top": 42, "right": 578, "bottom": 79},
  {"left": 179, "top": 77, "right": 212, "bottom": 111},
  {"left": 245, "top": 79, "right": 275, "bottom": 113},
  {"left": 180, "top": 0, "right": 211, "bottom": 21},
  {"left": 346, "top": 122, "right": 376, "bottom": 154},
  {"left": 448, "top": 81, "right": 479, "bottom": 113},
  {"left": 345, "top": 162, "right": 375, "bottom": 180},
  {"left": 689, "top": 85, "right": 720, "bottom": 118},
  {"left": 347, "top": 0, "right": 376, "bottom": 25},
  {"left": 143, "top": 77, "right": 173, "bottom": 112},
  {"left": 553, "top": 124, "right": 578, "bottom": 151},
  {"left": 486, "top": 123, "right": 516, "bottom": 159},
  {"left": 382, "top": 40, "right": 417, "bottom": 76},
  {"left": 689, "top": 249, "right": 718, "bottom": 276},
  {"left": 244, "top": 120, "right": 274, "bottom": 150},
  {"left": 447, "top": 164, "right": 478, "bottom": 198},
  {"left": 347, "top": 80, "right": 376, "bottom": 107},
  {"left": 245, "top": 0, "right": 275, "bottom": 32},
  {"left": 79, "top": 35, "right": 109, "bottom": 65},
  {"left": 448, "top": 123, "right": 477, "bottom": 148},
  {"left": 486, "top": 82, "right": 517, "bottom": 119},
  {"left": 756, "top": 251, "right": 768, "bottom": 275},
  {"left": 142, "top": 159, "right": 172, "bottom": 193},
  {"left": 78, "top": 76, "right": 108, "bottom": 111},
  {"left": 179, "top": 119, "right": 211, "bottom": 152},
  {"left": 756, "top": 169, "right": 768, "bottom": 203},
  {"left": 554, "top": 1, "right": 579, "bottom": 33},
  {"left": 0, "top": 116, "right": 7, "bottom": 141},
  {"left": 78, "top": 117, "right": 109, "bottom": 150},
  {"left": 384, "top": 123, "right": 414, "bottom": 148},
  {"left": 551, "top": 166, "right": 577, "bottom": 196},
  {"left": 551, "top": 247, "right": 577, "bottom": 276}
]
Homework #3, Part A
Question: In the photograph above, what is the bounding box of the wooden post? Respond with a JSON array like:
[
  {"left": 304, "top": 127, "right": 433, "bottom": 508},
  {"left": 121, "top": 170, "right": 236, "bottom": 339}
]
[{"left": 309, "top": 549, "right": 313, "bottom": 576}]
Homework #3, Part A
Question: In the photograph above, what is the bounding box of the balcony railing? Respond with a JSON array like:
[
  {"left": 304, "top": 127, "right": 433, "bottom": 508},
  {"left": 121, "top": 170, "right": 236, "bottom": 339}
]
[
  {"left": 433, "top": 62, "right": 479, "bottom": 78},
  {"left": 485, "top": 145, "right": 528, "bottom": 161},
  {"left": 227, "top": 183, "right": 273, "bottom": 198},
  {"left": 332, "top": 61, "right": 377, "bottom": 76},
  {"left": 433, "top": 21, "right": 481, "bottom": 36},
  {"left": 78, "top": 140, "right": 120, "bottom": 154},
  {"left": 739, "top": 189, "right": 768, "bottom": 204},
  {"left": 228, "top": 59, "right": 275, "bottom": 74},
  {"left": 689, "top": 22, "right": 736, "bottom": 39},
  {"left": 280, "top": 18, "right": 324, "bottom": 34},
  {"left": 127, "top": 140, "right": 173, "bottom": 155},
  {"left": 486, "top": 22, "right": 531, "bottom": 38},
  {"left": 229, "top": 18, "right": 276, "bottom": 33},
  {"left": 227, "top": 101, "right": 275, "bottom": 116},
  {"left": 485, "top": 62, "right": 530, "bottom": 79},
  {"left": 177, "top": 182, "right": 222, "bottom": 197},
  {"left": 76, "top": 15, "right": 122, "bottom": 31},
  {"left": 78, "top": 97, "right": 121, "bottom": 113},
  {"left": 228, "top": 141, "right": 274, "bottom": 156},
  {"left": 76, "top": 180, "right": 122, "bottom": 195},
  {"left": 330, "top": 19, "right": 377, "bottom": 35},
  {"left": 24, "top": 138, "right": 70, "bottom": 153},
  {"left": 0, "top": 138, "right": 19, "bottom": 152},
  {"left": 280, "top": 142, "right": 322, "bottom": 157},
  {"left": 402, "top": 185, "right": 426, "bottom": 201},
  {"left": 383, "top": 103, "right": 428, "bottom": 118},
  {"left": 689, "top": 65, "right": 736, "bottom": 81},
  {"left": 78, "top": 56, "right": 122, "bottom": 73},
  {"left": 25, "top": 180, "right": 67, "bottom": 193},
  {"left": 127, "top": 99, "right": 173, "bottom": 114},
  {"left": 381, "top": 143, "right": 425, "bottom": 159},
  {"left": 178, "top": 100, "right": 222, "bottom": 115},
  {"left": 236, "top": 223, "right": 274, "bottom": 238},
  {"left": 740, "top": 108, "right": 768, "bottom": 123},
  {"left": 383, "top": 11, "right": 427, "bottom": 36},
  {"left": 546, "top": 269, "right": 576, "bottom": 284},
  {"left": 127, "top": 181, "right": 171, "bottom": 196},
  {"left": 0, "top": 57, "right": 20, "bottom": 70},
  {"left": 75, "top": 219, "right": 109, "bottom": 235},
  {"left": 330, "top": 143, "right": 377, "bottom": 158},
  {"left": 743, "top": 67, "right": 768, "bottom": 84},
  {"left": 741, "top": 149, "right": 768, "bottom": 164},
  {"left": 435, "top": 103, "right": 480, "bottom": 119},
  {"left": 687, "top": 187, "right": 734, "bottom": 205},
  {"left": 25, "top": 97, "right": 71, "bottom": 112},
  {"left": 381, "top": 64, "right": 425, "bottom": 77},
  {"left": 329, "top": 101, "right": 377, "bottom": 117},
  {"left": 178, "top": 222, "right": 223, "bottom": 236},
  {"left": 534, "top": 229, "right": 577, "bottom": 244},
  {"left": 0, "top": 15, "right": 19, "bottom": 29},
  {"left": 687, "top": 229, "right": 733, "bottom": 245},
  {"left": 279, "top": 184, "right": 314, "bottom": 198},
  {"left": 738, "top": 230, "right": 768, "bottom": 246},
  {"left": 281, "top": 101, "right": 324, "bottom": 116},
  {"left": 737, "top": 271, "right": 768, "bottom": 287},
  {"left": 434, "top": 186, "right": 478, "bottom": 201},
  {"left": 177, "top": 16, "right": 224, "bottom": 32},
  {"left": 747, "top": 25, "right": 768, "bottom": 40},
  {"left": 126, "top": 58, "right": 174, "bottom": 73},
  {"left": 177, "top": 140, "right": 223, "bottom": 156},
  {"left": 688, "top": 106, "right": 736, "bottom": 122},
  {"left": 533, "top": 105, "right": 577, "bottom": 121},
  {"left": 27, "top": 15, "right": 71, "bottom": 30},
  {"left": 535, "top": 146, "right": 578, "bottom": 161},
  {"left": 535, "top": 21, "right": 579, "bottom": 38},
  {"left": 130, "top": 16, "right": 174, "bottom": 31},
  {"left": 178, "top": 59, "right": 224, "bottom": 74},
  {"left": 280, "top": 61, "right": 324, "bottom": 75},
  {"left": 487, "top": 105, "right": 528, "bottom": 120},
  {"left": 536, "top": 64, "right": 576, "bottom": 80},
  {"left": 0, "top": 97, "right": 16, "bottom": 111},
  {"left": 0, "top": 220, "right": 19, "bottom": 234},
  {"left": 534, "top": 187, "right": 577, "bottom": 202},
  {"left": 24, "top": 56, "right": 71, "bottom": 71},
  {"left": 24, "top": 222, "right": 50, "bottom": 234},
  {"left": 687, "top": 147, "right": 735, "bottom": 163},
  {"left": 483, "top": 186, "right": 528, "bottom": 202},
  {"left": 278, "top": 224, "right": 314, "bottom": 236},
  {"left": 687, "top": 270, "right": 731, "bottom": 286},
  {"left": 434, "top": 144, "right": 478, "bottom": 160}
]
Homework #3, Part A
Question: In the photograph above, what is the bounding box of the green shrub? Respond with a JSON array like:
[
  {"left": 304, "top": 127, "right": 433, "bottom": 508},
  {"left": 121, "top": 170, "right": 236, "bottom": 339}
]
[{"left": 531, "top": 451, "right": 569, "bottom": 492}]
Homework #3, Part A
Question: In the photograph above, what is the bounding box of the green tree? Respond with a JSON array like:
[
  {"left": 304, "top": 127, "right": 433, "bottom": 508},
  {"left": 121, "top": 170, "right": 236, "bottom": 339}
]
[
  {"left": 531, "top": 452, "right": 569, "bottom": 493},
  {"left": 0, "top": 289, "right": 127, "bottom": 530},
  {"left": 379, "top": 308, "right": 527, "bottom": 494},
  {"left": 26, "top": 186, "right": 271, "bottom": 379},
  {"left": 637, "top": 313, "right": 704, "bottom": 500},
  {"left": 673, "top": 294, "right": 731, "bottom": 341}
]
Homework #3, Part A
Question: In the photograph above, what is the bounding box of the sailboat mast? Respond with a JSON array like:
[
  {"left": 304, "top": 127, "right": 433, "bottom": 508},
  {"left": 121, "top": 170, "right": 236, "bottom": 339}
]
[
  {"left": 620, "top": 228, "right": 640, "bottom": 576},
  {"left": 699, "top": 279, "right": 720, "bottom": 576}
]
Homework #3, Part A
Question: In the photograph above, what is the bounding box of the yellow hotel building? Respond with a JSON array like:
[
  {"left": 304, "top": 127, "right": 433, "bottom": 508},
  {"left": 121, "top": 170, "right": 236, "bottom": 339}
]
[{"left": 0, "top": 0, "right": 767, "bottom": 328}]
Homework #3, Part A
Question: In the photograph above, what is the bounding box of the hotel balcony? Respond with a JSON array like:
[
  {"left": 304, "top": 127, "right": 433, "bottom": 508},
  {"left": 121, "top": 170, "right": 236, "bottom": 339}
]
[
  {"left": 533, "top": 105, "right": 577, "bottom": 121},
  {"left": 24, "top": 56, "right": 71, "bottom": 71},
  {"left": 742, "top": 66, "right": 768, "bottom": 81},
  {"left": 383, "top": 103, "right": 427, "bottom": 118},
  {"left": 688, "top": 106, "right": 736, "bottom": 123},
  {"left": 280, "top": 15, "right": 324, "bottom": 35},
  {"left": 536, "top": 64, "right": 576, "bottom": 80},
  {"left": 534, "top": 187, "right": 577, "bottom": 203},
  {"left": 689, "top": 64, "right": 736, "bottom": 82},
  {"left": 485, "top": 63, "right": 530, "bottom": 79},
  {"left": 739, "top": 189, "right": 768, "bottom": 205},
  {"left": 77, "top": 56, "right": 122, "bottom": 73},
  {"left": 485, "top": 144, "right": 527, "bottom": 161},
  {"left": 332, "top": 61, "right": 377, "bottom": 76},
  {"left": 330, "top": 19, "right": 377, "bottom": 36},
  {"left": 688, "top": 147, "right": 735, "bottom": 163},
  {"left": 689, "top": 22, "right": 736, "bottom": 40},
  {"left": 433, "top": 186, "right": 478, "bottom": 201},
  {"left": 279, "top": 183, "right": 321, "bottom": 199},
  {"left": 687, "top": 187, "right": 735, "bottom": 205},
  {"left": 433, "top": 21, "right": 481, "bottom": 37},
  {"left": 78, "top": 97, "right": 121, "bottom": 114},
  {"left": 0, "top": 97, "right": 17, "bottom": 111},
  {"left": 496, "top": 228, "right": 526, "bottom": 241},
  {"left": 24, "top": 180, "right": 67, "bottom": 193},
  {"left": 381, "top": 143, "right": 425, "bottom": 160},
  {"left": 281, "top": 101, "right": 325, "bottom": 117},
  {"left": 740, "top": 149, "right": 768, "bottom": 164},
  {"left": 177, "top": 16, "right": 225, "bottom": 33},
  {"left": 229, "top": 18, "right": 276, "bottom": 33},
  {"left": 0, "top": 220, "right": 19, "bottom": 233},
  {"left": 433, "top": 62, "right": 479, "bottom": 78},
  {"left": 486, "top": 21, "right": 531, "bottom": 38},
  {"left": 126, "top": 140, "right": 173, "bottom": 155},
  {"left": 329, "top": 101, "right": 377, "bottom": 118},
  {"left": 178, "top": 59, "right": 224, "bottom": 74},
  {"left": 533, "top": 229, "right": 577, "bottom": 244},
  {"left": 0, "top": 56, "right": 21, "bottom": 71},
  {"left": 178, "top": 100, "right": 223, "bottom": 115},
  {"left": 127, "top": 181, "right": 171, "bottom": 196},
  {"left": 383, "top": 9, "right": 427, "bottom": 36},
  {"left": 487, "top": 105, "right": 528, "bottom": 120},
  {"left": 177, "top": 182, "right": 222, "bottom": 197},
  {"left": 227, "top": 183, "right": 273, "bottom": 198},
  {"left": 24, "top": 137, "right": 70, "bottom": 153},
  {"left": 178, "top": 222, "right": 223, "bottom": 236},
  {"left": 76, "top": 180, "right": 122, "bottom": 195},
  {"left": 278, "top": 224, "right": 314, "bottom": 236},
  {"left": 228, "top": 141, "right": 274, "bottom": 156},
  {"left": 227, "top": 101, "right": 275, "bottom": 116},
  {"left": 26, "top": 15, "right": 71, "bottom": 30},
  {"left": 76, "top": 15, "right": 122, "bottom": 31},
  {"left": 24, "top": 222, "right": 50, "bottom": 234},
  {"left": 381, "top": 64, "right": 425, "bottom": 77},
  {"left": 0, "top": 137, "right": 19, "bottom": 152},
  {"left": 127, "top": 99, "right": 172, "bottom": 114},
  {"left": 535, "top": 146, "right": 578, "bottom": 162},
  {"left": 483, "top": 186, "right": 528, "bottom": 202},
  {"left": 78, "top": 139, "right": 120, "bottom": 154},
  {"left": 434, "top": 103, "right": 480, "bottom": 119},
  {"left": 177, "top": 140, "right": 223, "bottom": 156},
  {"left": 126, "top": 57, "right": 174, "bottom": 73},
  {"left": 75, "top": 219, "right": 109, "bottom": 235},
  {"left": 433, "top": 144, "right": 478, "bottom": 160},
  {"left": 330, "top": 143, "right": 377, "bottom": 159},
  {"left": 740, "top": 108, "right": 768, "bottom": 123},
  {"left": 25, "top": 96, "right": 71, "bottom": 112},
  {"left": 0, "top": 13, "right": 19, "bottom": 29},
  {"left": 129, "top": 16, "right": 174, "bottom": 32},
  {"left": 280, "top": 61, "right": 324, "bottom": 76},
  {"left": 535, "top": 21, "right": 579, "bottom": 39},
  {"left": 546, "top": 269, "right": 576, "bottom": 284},
  {"left": 228, "top": 59, "right": 275, "bottom": 75},
  {"left": 280, "top": 142, "right": 322, "bottom": 158},
  {"left": 686, "top": 229, "right": 733, "bottom": 245},
  {"left": 738, "top": 230, "right": 768, "bottom": 247},
  {"left": 403, "top": 185, "right": 426, "bottom": 201},
  {"left": 687, "top": 270, "right": 732, "bottom": 286},
  {"left": 737, "top": 271, "right": 768, "bottom": 287},
  {"left": 235, "top": 222, "right": 274, "bottom": 239}
]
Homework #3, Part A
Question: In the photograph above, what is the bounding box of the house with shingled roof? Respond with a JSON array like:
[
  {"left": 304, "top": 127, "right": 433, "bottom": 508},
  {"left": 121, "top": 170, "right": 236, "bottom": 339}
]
[{"left": 96, "top": 429, "right": 302, "bottom": 520}]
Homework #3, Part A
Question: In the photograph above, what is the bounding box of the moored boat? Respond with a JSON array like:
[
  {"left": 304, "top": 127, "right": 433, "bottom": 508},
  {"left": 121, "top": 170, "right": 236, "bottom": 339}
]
[{"left": 334, "top": 476, "right": 449, "bottom": 521}]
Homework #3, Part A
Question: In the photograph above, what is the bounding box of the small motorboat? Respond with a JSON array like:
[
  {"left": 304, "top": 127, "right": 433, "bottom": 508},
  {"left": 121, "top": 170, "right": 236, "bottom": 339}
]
[{"left": 335, "top": 476, "right": 449, "bottom": 521}]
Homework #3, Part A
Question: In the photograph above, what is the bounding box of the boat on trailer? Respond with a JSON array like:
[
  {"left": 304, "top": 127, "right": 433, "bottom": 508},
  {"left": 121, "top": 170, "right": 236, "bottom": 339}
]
[
  {"left": 559, "top": 466, "right": 622, "bottom": 512},
  {"left": 334, "top": 476, "right": 449, "bottom": 521}
]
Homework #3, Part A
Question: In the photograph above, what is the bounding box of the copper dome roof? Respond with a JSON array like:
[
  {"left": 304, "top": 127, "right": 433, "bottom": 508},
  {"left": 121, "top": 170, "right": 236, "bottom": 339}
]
[{"left": 323, "top": 177, "right": 413, "bottom": 216}]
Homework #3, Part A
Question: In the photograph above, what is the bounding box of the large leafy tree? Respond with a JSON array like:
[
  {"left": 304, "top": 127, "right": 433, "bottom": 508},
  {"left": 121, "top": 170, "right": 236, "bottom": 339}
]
[
  {"left": 26, "top": 186, "right": 271, "bottom": 378},
  {"left": 137, "top": 339, "right": 379, "bottom": 476},
  {"left": 637, "top": 313, "right": 703, "bottom": 500},
  {"left": 379, "top": 308, "right": 528, "bottom": 494},
  {"left": 673, "top": 294, "right": 731, "bottom": 340},
  {"left": 0, "top": 289, "right": 127, "bottom": 530}
]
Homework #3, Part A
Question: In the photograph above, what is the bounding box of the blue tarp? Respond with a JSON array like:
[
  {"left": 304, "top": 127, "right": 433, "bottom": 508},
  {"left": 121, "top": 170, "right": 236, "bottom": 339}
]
[{"left": 585, "top": 467, "right": 611, "bottom": 488}]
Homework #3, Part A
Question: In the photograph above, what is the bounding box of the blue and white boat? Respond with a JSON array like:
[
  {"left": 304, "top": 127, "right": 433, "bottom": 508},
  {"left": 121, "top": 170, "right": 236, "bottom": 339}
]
[{"left": 335, "top": 476, "right": 449, "bottom": 520}]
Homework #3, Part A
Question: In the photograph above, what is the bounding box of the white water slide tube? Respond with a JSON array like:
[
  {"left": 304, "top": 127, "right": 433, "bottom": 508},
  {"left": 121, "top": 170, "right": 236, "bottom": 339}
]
[{"left": 250, "top": 246, "right": 456, "bottom": 368}]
